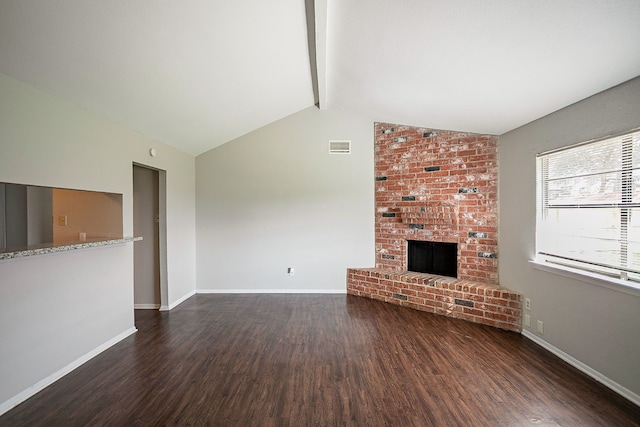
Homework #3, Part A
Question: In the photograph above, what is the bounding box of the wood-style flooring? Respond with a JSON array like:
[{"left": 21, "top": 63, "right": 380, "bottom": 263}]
[{"left": 1, "top": 294, "right": 639, "bottom": 426}]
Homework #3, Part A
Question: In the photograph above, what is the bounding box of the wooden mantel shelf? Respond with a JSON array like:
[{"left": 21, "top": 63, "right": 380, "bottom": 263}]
[{"left": 399, "top": 204, "right": 458, "bottom": 225}]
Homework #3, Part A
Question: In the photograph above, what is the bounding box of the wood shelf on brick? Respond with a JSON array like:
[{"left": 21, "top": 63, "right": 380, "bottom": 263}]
[{"left": 399, "top": 205, "right": 457, "bottom": 225}]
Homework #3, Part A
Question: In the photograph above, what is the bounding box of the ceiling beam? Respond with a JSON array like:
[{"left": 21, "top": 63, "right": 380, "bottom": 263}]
[
  {"left": 305, "top": 0, "right": 327, "bottom": 110},
  {"left": 313, "top": 0, "right": 328, "bottom": 110}
]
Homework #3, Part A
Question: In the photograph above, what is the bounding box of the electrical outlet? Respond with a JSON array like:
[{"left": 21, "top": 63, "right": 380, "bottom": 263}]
[
  {"left": 58, "top": 215, "right": 68, "bottom": 226},
  {"left": 524, "top": 314, "right": 531, "bottom": 328},
  {"left": 525, "top": 298, "right": 531, "bottom": 311},
  {"left": 537, "top": 320, "right": 544, "bottom": 334}
]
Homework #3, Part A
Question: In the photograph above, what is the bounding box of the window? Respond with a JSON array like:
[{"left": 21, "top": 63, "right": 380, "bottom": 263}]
[{"left": 536, "top": 129, "right": 640, "bottom": 282}]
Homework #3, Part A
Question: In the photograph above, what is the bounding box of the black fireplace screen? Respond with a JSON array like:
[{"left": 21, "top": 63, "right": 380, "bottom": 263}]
[{"left": 407, "top": 240, "right": 457, "bottom": 277}]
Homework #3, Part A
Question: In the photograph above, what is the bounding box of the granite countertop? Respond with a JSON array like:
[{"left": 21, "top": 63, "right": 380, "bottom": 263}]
[{"left": 0, "top": 236, "right": 142, "bottom": 260}]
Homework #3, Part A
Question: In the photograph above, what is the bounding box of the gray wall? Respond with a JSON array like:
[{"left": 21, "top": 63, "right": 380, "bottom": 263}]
[
  {"left": 3, "top": 184, "right": 27, "bottom": 247},
  {"left": 0, "top": 185, "right": 4, "bottom": 246},
  {"left": 0, "top": 72, "right": 196, "bottom": 413},
  {"left": 499, "top": 76, "right": 640, "bottom": 401},
  {"left": 196, "top": 106, "right": 375, "bottom": 292},
  {"left": 26, "top": 186, "right": 53, "bottom": 245}
]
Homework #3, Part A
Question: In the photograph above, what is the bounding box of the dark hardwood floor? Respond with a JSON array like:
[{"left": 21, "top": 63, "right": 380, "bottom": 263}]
[{"left": 1, "top": 294, "right": 639, "bottom": 426}]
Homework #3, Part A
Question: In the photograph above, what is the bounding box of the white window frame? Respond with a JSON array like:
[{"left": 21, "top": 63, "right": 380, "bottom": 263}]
[{"left": 535, "top": 128, "right": 640, "bottom": 294}]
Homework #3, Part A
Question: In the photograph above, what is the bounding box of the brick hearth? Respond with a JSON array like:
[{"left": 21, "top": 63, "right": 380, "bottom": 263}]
[
  {"left": 347, "top": 123, "right": 521, "bottom": 331},
  {"left": 347, "top": 268, "right": 521, "bottom": 332}
]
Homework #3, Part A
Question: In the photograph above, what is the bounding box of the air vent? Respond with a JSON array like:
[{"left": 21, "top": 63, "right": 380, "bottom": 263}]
[{"left": 329, "top": 140, "right": 351, "bottom": 154}]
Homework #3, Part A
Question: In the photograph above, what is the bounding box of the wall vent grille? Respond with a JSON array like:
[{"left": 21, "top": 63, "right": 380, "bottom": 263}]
[{"left": 329, "top": 140, "right": 351, "bottom": 154}]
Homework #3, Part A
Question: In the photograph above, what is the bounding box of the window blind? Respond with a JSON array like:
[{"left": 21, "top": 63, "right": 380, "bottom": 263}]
[{"left": 537, "top": 130, "right": 640, "bottom": 280}]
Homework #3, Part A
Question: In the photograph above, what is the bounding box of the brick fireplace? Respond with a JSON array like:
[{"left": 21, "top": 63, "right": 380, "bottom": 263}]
[
  {"left": 374, "top": 123, "right": 498, "bottom": 283},
  {"left": 347, "top": 123, "right": 521, "bottom": 331}
]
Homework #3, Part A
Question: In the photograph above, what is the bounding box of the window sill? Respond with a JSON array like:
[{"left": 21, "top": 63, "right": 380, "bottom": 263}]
[{"left": 529, "top": 259, "right": 640, "bottom": 297}]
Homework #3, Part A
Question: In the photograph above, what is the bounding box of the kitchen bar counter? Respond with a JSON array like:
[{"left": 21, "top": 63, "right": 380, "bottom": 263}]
[{"left": 0, "top": 237, "right": 142, "bottom": 261}]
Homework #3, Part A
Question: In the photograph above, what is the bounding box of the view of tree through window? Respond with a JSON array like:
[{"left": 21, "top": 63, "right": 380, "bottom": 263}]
[{"left": 537, "top": 130, "right": 640, "bottom": 281}]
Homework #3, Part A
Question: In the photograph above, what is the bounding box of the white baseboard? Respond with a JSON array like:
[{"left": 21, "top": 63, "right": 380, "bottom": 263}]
[
  {"left": 134, "top": 303, "right": 160, "bottom": 309},
  {"left": 196, "top": 288, "right": 347, "bottom": 294},
  {"left": 0, "top": 327, "right": 137, "bottom": 417},
  {"left": 522, "top": 330, "right": 640, "bottom": 407},
  {"left": 165, "top": 289, "right": 196, "bottom": 310}
]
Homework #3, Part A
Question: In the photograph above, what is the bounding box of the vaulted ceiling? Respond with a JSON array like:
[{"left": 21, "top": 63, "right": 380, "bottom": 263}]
[{"left": 1, "top": 0, "right": 639, "bottom": 156}]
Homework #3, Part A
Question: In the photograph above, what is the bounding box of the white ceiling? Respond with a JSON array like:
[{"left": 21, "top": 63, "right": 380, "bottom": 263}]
[{"left": 1, "top": 0, "right": 639, "bottom": 156}]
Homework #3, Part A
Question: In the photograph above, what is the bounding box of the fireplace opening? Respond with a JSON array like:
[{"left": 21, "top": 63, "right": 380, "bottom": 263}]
[{"left": 407, "top": 240, "right": 457, "bottom": 277}]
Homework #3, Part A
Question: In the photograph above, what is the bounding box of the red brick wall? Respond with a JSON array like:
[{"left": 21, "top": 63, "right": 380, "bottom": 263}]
[{"left": 375, "top": 123, "right": 498, "bottom": 285}]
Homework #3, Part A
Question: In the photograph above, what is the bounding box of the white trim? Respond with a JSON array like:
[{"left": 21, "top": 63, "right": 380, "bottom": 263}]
[
  {"left": 0, "top": 327, "right": 137, "bottom": 417},
  {"left": 134, "top": 303, "right": 160, "bottom": 309},
  {"left": 165, "top": 289, "right": 196, "bottom": 311},
  {"left": 196, "top": 288, "right": 347, "bottom": 294},
  {"left": 530, "top": 259, "right": 640, "bottom": 297},
  {"left": 522, "top": 330, "right": 640, "bottom": 407}
]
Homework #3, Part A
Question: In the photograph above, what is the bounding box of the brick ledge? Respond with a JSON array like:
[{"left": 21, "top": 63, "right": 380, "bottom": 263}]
[{"left": 347, "top": 268, "right": 522, "bottom": 332}]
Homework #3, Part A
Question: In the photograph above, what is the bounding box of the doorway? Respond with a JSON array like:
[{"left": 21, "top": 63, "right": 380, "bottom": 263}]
[{"left": 133, "top": 164, "right": 167, "bottom": 310}]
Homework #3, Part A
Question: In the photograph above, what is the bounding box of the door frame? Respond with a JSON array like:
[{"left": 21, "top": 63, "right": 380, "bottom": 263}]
[{"left": 133, "top": 162, "right": 168, "bottom": 311}]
